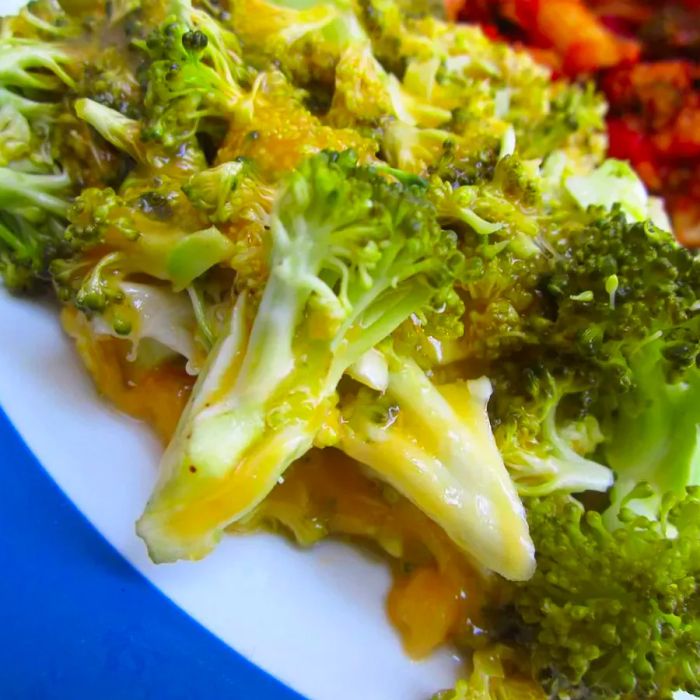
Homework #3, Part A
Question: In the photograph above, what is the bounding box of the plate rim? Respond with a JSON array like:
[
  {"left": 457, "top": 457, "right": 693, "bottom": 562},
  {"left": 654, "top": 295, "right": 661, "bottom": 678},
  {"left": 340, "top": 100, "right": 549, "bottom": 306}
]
[{"left": 0, "top": 402, "right": 307, "bottom": 700}]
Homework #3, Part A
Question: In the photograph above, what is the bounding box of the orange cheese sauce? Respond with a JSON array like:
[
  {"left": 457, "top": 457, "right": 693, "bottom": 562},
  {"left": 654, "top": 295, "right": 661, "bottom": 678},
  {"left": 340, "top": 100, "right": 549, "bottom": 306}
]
[
  {"left": 63, "top": 307, "right": 496, "bottom": 658},
  {"left": 62, "top": 308, "right": 193, "bottom": 442},
  {"left": 216, "top": 84, "right": 377, "bottom": 178}
]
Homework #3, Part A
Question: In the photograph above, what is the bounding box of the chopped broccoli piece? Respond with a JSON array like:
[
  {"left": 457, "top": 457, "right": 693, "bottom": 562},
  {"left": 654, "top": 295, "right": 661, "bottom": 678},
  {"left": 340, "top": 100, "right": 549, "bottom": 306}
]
[
  {"left": 0, "top": 168, "right": 72, "bottom": 292},
  {"left": 433, "top": 645, "right": 546, "bottom": 700},
  {"left": 501, "top": 491, "right": 700, "bottom": 699},
  {"left": 337, "top": 349, "right": 536, "bottom": 581},
  {"left": 136, "top": 150, "right": 463, "bottom": 562},
  {"left": 230, "top": 0, "right": 366, "bottom": 85},
  {"left": 0, "top": 37, "right": 76, "bottom": 91},
  {"left": 52, "top": 182, "right": 234, "bottom": 318},
  {"left": 493, "top": 369, "right": 613, "bottom": 497},
  {"left": 136, "top": 11, "right": 250, "bottom": 147}
]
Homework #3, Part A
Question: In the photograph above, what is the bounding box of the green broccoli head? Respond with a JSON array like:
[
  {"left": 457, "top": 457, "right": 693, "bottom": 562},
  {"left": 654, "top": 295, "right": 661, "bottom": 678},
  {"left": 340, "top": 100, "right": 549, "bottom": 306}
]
[
  {"left": 504, "top": 491, "right": 700, "bottom": 699},
  {"left": 0, "top": 168, "right": 73, "bottom": 292},
  {"left": 230, "top": 0, "right": 367, "bottom": 86},
  {"left": 545, "top": 208, "right": 699, "bottom": 380}
]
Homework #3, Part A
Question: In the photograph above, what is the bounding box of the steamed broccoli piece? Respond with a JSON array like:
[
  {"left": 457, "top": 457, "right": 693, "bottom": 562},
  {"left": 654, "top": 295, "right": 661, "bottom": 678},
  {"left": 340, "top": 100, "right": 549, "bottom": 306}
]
[
  {"left": 136, "top": 11, "right": 250, "bottom": 147},
  {"left": 518, "top": 81, "right": 606, "bottom": 163},
  {"left": 382, "top": 121, "right": 455, "bottom": 174},
  {"left": 501, "top": 491, "right": 700, "bottom": 699},
  {"left": 493, "top": 369, "right": 613, "bottom": 497},
  {"left": 604, "top": 333, "right": 700, "bottom": 521},
  {"left": 326, "top": 43, "right": 393, "bottom": 127},
  {"left": 74, "top": 97, "right": 207, "bottom": 174},
  {"left": 0, "top": 26, "right": 80, "bottom": 292},
  {"left": 230, "top": 0, "right": 366, "bottom": 85},
  {"left": 74, "top": 98, "right": 145, "bottom": 162},
  {"left": 136, "top": 150, "right": 463, "bottom": 563},
  {"left": 336, "top": 350, "right": 536, "bottom": 581},
  {"left": 433, "top": 645, "right": 546, "bottom": 700},
  {"left": 326, "top": 43, "right": 451, "bottom": 130},
  {"left": 456, "top": 164, "right": 700, "bottom": 511},
  {"left": 182, "top": 161, "right": 276, "bottom": 294},
  {"left": 0, "top": 168, "right": 71, "bottom": 222},
  {"left": 182, "top": 159, "right": 275, "bottom": 224},
  {"left": 52, "top": 183, "right": 234, "bottom": 317},
  {"left": 0, "top": 168, "right": 72, "bottom": 292},
  {"left": 0, "top": 214, "right": 66, "bottom": 292},
  {"left": 544, "top": 211, "right": 699, "bottom": 386},
  {"left": 76, "top": 45, "right": 142, "bottom": 118},
  {"left": 0, "top": 37, "right": 75, "bottom": 91},
  {"left": 0, "top": 88, "right": 57, "bottom": 166}
]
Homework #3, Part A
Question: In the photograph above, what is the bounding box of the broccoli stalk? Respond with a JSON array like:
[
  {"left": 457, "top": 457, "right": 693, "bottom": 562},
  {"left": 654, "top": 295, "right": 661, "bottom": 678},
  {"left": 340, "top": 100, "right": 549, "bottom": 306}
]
[
  {"left": 136, "top": 150, "right": 463, "bottom": 563},
  {"left": 0, "top": 167, "right": 71, "bottom": 221},
  {"left": 337, "top": 349, "right": 535, "bottom": 581},
  {"left": 74, "top": 98, "right": 144, "bottom": 162},
  {"left": 0, "top": 38, "right": 76, "bottom": 91}
]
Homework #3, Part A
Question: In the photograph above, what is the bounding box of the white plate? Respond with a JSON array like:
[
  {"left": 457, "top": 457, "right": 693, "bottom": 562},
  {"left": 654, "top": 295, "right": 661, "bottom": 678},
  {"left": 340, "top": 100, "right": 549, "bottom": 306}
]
[{"left": 0, "top": 2, "right": 693, "bottom": 698}]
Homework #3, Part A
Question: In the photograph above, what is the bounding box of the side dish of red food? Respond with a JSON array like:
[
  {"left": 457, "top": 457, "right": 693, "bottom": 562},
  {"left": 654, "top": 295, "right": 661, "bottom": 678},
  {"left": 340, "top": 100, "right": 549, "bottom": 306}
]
[{"left": 453, "top": 0, "right": 700, "bottom": 245}]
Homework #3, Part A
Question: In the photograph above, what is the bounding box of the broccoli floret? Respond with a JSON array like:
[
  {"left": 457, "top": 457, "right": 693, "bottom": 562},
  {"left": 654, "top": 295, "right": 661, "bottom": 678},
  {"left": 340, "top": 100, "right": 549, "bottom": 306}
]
[
  {"left": 540, "top": 210, "right": 700, "bottom": 518},
  {"left": 74, "top": 97, "right": 207, "bottom": 173},
  {"left": 74, "top": 98, "right": 146, "bottom": 162},
  {"left": 136, "top": 10, "right": 250, "bottom": 147},
  {"left": 0, "top": 26, "right": 82, "bottom": 291},
  {"left": 0, "top": 87, "right": 57, "bottom": 167},
  {"left": 336, "top": 347, "right": 536, "bottom": 581},
  {"left": 135, "top": 150, "right": 464, "bottom": 563},
  {"left": 603, "top": 332, "right": 700, "bottom": 522},
  {"left": 182, "top": 158, "right": 274, "bottom": 224},
  {"left": 182, "top": 160, "right": 276, "bottom": 294},
  {"left": 500, "top": 491, "right": 700, "bottom": 699},
  {"left": 0, "top": 36, "right": 76, "bottom": 91},
  {"left": 544, "top": 210, "right": 699, "bottom": 384},
  {"left": 327, "top": 43, "right": 451, "bottom": 129},
  {"left": 0, "top": 214, "right": 66, "bottom": 292},
  {"left": 493, "top": 368, "right": 613, "bottom": 497},
  {"left": 76, "top": 46, "right": 143, "bottom": 118},
  {"left": 230, "top": 0, "right": 367, "bottom": 85},
  {"left": 326, "top": 43, "right": 393, "bottom": 127},
  {"left": 53, "top": 182, "right": 234, "bottom": 315},
  {"left": 0, "top": 168, "right": 73, "bottom": 292},
  {"left": 0, "top": 168, "right": 71, "bottom": 222}
]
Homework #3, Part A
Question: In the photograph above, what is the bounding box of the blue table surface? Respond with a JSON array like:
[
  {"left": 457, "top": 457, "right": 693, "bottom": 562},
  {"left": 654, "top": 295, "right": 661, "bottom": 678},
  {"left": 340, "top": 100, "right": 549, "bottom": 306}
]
[{"left": 0, "top": 407, "right": 305, "bottom": 700}]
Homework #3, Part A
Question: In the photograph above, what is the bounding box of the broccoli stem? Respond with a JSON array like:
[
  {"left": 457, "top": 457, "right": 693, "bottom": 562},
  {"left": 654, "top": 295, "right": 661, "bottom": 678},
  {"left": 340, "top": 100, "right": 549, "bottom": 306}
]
[
  {"left": 0, "top": 167, "right": 71, "bottom": 219},
  {"left": 74, "top": 98, "right": 143, "bottom": 161},
  {"left": 338, "top": 352, "right": 535, "bottom": 581},
  {"left": 233, "top": 269, "right": 306, "bottom": 405}
]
